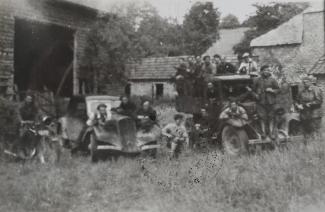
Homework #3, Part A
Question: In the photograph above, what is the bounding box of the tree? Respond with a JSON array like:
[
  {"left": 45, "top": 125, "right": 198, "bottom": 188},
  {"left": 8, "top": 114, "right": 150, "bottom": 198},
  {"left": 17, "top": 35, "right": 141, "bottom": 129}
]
[
  {"left": 233, "top": 2, "right": 309, "bottom": 55},
  {"left": 182, "top": 2, "right": 220, "bottom": 56},
  {"left": 82, "top": 14, "right": 143, "bottom": 93},
  {"left": 220, "top": 14, "right": 240, "bottom": 29}
]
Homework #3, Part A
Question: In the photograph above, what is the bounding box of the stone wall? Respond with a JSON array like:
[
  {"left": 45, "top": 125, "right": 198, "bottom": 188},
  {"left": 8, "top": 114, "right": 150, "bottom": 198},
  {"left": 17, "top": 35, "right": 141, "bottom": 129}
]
[
  {"left": 252, "top": 11, "right": 325, "bottom": 82},
  {"left": 0, "top": 0, "right": 96, "bottom": 96},
  {"left": 130, "top": 81, "right": 176, "bottom": 100}
]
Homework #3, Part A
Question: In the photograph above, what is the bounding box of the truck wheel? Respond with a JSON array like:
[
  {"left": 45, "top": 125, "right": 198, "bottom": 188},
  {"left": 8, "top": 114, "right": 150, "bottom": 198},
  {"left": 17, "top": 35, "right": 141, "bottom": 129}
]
[
  {"left": 222, "top": 125, "right": 248, "bottom": 156},
  {"left": 89, "top": 134, "right": 98, "bottom": 162}
]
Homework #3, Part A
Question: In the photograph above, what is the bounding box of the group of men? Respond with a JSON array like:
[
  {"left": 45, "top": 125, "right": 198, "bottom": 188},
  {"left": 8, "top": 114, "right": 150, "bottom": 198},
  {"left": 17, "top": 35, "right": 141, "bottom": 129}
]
[
  {"left": 174, "top": 52, "right": 324, "bottom": 146},
  {"left": 174, "top": 53, "right": 258, "bottom": 97}
]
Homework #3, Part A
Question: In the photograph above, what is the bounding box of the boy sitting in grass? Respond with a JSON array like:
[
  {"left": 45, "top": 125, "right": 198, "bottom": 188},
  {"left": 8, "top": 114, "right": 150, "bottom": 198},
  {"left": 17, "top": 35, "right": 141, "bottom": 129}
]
[{"left": 162, "top": 114, "right": 189, "bottom": 158}]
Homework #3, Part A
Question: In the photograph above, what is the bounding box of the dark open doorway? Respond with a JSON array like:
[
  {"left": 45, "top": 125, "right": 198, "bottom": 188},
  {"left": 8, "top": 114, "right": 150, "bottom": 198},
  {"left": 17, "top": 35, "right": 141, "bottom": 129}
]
[
  {"left": 156, "top": 83, "right": 164, "bottom": 99},
  {"left": 14, "top": 18, "right": 75, "bottom": 97}
]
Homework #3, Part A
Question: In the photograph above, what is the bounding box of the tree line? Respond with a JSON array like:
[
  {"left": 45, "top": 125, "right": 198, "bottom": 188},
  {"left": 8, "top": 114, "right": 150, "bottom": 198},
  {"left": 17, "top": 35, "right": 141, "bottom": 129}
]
[{"left": 81, "top": 1, "right": 309, "bottom": 92}]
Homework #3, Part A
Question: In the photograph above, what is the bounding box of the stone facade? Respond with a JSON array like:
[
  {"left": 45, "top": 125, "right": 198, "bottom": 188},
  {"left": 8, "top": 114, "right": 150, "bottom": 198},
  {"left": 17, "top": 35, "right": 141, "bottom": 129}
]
[
  {"left": 251, "top": 11, "right": 325, "bottom": 82},
  {"left": 129, "top": 80, "right": 176, "bottom": 100},
  {"left": 0, "top": 0, "right": 97, "bottom": 96}
]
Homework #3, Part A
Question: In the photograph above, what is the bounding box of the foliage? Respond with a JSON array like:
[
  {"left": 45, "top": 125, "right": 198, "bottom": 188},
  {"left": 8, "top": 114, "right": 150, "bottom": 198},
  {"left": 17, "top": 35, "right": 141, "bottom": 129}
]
[
  {"left": 0, "top": 98, "right": 19, "bottom": 141},
  {"left": 82, "top": 14, "right": 143, "bottom": 93},
  {"left": 233, "top": 2, "right": 309, "bottom": 55},
  {"left": 182, "top": 2, "right": 220, "bottom": 56},
  {"left": 83, "top": 1, "right": 220, "bottom": 88},
  {"left": 220, "top": 14, "right": 240, "bottom": 29}
]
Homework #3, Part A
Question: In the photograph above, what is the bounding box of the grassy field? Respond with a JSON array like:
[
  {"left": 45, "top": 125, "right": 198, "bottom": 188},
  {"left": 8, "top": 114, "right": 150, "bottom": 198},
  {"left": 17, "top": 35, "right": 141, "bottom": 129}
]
[{"left": 0, "top": 105, "right": 325, "bottom": 212}]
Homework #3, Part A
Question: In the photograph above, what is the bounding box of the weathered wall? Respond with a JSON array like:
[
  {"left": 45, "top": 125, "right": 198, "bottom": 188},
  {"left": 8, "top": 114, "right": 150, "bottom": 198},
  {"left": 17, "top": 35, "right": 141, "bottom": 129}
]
[
  {"left": 0, "top": 0, "right": 96, "bottom": 96},
  {"left": 130, "top": 81, "right": 177, "bottom": 100},
  {"left": 252, "top": 11, "right": 325, "bottom": 81}
]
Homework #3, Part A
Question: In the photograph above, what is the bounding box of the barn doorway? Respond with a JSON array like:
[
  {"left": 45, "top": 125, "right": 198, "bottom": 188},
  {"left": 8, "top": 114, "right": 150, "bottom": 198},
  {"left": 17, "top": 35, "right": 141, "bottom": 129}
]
[{"left": 14, "top": 18, "right": 75, "bottom": 97}]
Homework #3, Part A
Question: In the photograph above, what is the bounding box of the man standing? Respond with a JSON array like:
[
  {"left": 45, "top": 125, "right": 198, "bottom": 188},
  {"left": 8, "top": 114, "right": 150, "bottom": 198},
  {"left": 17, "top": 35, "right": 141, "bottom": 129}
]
[
  {"left": 175, "top": 58, "right": 192, "bottom": 96},
  {"left": 254, "top": 65, "right": 279, "bottom": 139},
  {"left": 193, "top": 56, "right": 204, "bottom": 97},
  {"left": 213, "top": 54, "right": 237, "bottom": 75},
  {"left": 201, "top": 55, "right": 216, "bottom": 82},
  {"left": 238, "top": 53, "right": 258, "bottom": 75},
  {"left": 296, "top": 77, "right": 323, "bottom": 143}
]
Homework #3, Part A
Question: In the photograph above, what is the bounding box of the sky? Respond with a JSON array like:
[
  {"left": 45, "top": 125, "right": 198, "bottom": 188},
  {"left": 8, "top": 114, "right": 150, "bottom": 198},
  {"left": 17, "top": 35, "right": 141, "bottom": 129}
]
[{"left": 79, "top": 0, "right": 323, "bottom": 22}]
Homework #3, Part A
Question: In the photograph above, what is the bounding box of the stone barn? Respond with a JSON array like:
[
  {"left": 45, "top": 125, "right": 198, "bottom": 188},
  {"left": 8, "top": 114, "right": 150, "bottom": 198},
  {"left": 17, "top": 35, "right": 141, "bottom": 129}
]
[
  {"left": 0, "top": 0, "right": 106, "bottom": 98},
  {"left": 127, "top": 57, "right": 182, "bottom": 100},
  {"left": 250, "top": 2, "right": 325, "bottom": 83}
]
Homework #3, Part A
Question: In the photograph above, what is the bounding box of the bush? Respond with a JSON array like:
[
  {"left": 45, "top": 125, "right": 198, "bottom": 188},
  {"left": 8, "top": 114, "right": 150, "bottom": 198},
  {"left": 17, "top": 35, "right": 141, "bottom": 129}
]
[{"left": 0, "top": 98, "right": 20, "bottom": 142}]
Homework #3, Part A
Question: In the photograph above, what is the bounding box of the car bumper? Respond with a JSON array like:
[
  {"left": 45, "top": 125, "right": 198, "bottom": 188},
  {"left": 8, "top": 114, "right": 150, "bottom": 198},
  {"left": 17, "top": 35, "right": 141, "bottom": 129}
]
[{"left": 94, "top": 144, "right": 160, "bottom": 152}]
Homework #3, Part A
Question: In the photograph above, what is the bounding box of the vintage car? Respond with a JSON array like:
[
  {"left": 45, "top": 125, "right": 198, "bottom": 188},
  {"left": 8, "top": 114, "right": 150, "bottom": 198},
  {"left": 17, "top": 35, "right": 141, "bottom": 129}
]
[
  {"left": 176, "top": 74, "right": 303, "bottom": 155},
  {"left": 59, "top": 95, "right": 161, "bottom": 161}
]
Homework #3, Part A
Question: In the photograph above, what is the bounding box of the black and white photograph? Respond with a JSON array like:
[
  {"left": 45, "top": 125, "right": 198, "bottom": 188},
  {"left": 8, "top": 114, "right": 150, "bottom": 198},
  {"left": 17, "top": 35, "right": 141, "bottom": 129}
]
[{"left": 0, "top": 0, "right": 325, "bottom": 211}]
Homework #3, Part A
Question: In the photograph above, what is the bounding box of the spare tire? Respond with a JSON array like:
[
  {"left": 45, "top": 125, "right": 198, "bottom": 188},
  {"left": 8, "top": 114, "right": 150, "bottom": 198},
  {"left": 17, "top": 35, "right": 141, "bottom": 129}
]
[{"left": 221, "top": 125, "right": 248, "bottom": 155}]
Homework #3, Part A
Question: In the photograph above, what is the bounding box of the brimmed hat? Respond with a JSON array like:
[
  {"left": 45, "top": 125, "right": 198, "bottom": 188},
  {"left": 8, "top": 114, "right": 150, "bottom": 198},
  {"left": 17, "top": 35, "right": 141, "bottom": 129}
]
[
  {"left": 97, "top": 103, "right": 107, "bottom": 110},
  {"left": 242, "top": 52, "right": 250, "bottom": 58}
]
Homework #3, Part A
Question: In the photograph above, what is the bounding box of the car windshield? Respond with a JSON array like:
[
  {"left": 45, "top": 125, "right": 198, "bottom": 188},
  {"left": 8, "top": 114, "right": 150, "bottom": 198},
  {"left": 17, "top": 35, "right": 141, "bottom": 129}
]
[{"left": 220, "top": 79, "right": 253, "bottom": 101}]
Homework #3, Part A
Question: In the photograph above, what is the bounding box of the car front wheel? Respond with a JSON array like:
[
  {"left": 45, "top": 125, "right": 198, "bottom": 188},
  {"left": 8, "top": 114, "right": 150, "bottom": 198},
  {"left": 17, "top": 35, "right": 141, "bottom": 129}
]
[{"left": 221, "top": 125, "right": 248, "bottom": 156}]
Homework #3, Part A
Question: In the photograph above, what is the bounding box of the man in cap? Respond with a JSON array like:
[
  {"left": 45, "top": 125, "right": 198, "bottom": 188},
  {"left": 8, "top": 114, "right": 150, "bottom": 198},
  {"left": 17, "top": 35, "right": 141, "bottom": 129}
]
[
  {"left": 296, "top": 76, "right": 323, "bottom": 143},
  {"left": 238, "top": 52, "right": 258, "bottom": 75},
  {"left": 254, "top": 65, "right": 280, "bottom": 139},
  {"left": 86, "top": 103, "right": 110, "bottom": 127}
]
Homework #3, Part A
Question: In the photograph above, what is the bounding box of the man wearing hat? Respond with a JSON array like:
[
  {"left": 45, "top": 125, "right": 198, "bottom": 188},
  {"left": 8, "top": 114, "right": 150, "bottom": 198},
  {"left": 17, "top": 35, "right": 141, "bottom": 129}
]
[
  {"left": 296, "top": 76, "right": 323, "bottom": 143},
  {"left": 86, "top": 103, "right": 110, "bottom": 127},
  {"left": 238, "top": 52, "right": 258, "bottom": 75}
]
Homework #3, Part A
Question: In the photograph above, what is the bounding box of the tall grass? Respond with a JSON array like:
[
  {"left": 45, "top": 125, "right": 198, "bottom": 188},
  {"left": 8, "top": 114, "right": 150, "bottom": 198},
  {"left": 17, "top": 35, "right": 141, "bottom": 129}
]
[{"left": 0, "top": 104, "right": 325, "bottom": 212}]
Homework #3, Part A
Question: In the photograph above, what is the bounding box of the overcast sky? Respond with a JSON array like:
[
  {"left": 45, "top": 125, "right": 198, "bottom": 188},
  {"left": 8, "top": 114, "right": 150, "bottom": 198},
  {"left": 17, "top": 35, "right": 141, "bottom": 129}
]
[{"left": 84, "top": 0, "right": 323, "bottom": 22}]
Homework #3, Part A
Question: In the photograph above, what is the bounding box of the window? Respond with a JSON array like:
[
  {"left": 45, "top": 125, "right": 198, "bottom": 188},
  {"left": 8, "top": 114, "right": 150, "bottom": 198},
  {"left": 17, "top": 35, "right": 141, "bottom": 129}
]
[{"left": 156, "top": 83, "right": 164, "bottom": 99}]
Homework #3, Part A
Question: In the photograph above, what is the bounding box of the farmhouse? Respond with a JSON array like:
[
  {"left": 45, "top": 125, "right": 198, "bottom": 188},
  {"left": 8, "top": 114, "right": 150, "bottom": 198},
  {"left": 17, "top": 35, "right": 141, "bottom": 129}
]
[
  {"left": 0, "top": 0, "right": 109, "bottom": 98},
  {"left": 250, "top": 2, "right": 325, "bottom": 83},
  {"left": 128, "top": 57, "right": 182, "bottom": 100}
]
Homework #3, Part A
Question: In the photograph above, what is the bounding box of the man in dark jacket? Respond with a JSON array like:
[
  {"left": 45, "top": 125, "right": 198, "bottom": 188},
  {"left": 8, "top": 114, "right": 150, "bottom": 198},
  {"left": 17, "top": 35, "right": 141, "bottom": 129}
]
[
  {"left": 136, "top": 100, "right": 157, "bottom": 131},
  {"left": 116, "top": 96, "right": 137, "bottom": 118},
  {"left": 254, "top": 65, "right": 279, "bottom": 139},
  {"left": 213, "top": 54, "right": 237, "bottom": 75}
]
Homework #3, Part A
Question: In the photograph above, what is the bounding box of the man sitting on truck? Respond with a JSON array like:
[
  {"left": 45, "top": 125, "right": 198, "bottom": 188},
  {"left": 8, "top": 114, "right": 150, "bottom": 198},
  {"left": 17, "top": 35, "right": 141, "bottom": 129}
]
[
  {"left": 116, "top": 96, "right": 137, "bottom": 118},
  {"left": 219, "top": 100, "right": 248, "bottom": 127},
  {"left": 136, "top": 100, "right": 157, "bottom": 131},
  {"left": 86, "top": 103, "right": 111, "bottom": 127}
]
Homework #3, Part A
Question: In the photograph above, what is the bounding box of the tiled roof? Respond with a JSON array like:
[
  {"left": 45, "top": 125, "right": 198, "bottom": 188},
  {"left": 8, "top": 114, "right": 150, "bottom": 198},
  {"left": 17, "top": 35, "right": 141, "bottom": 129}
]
[
  {"left": 205, "top": 27, "right": 249, "bottom": 56},
  {"left": 309, "top": 55, "right": 325, "bottom": 75},
  {"left": 55, "top": 0, "right": 105, "bottom": 12},
  {"left": 250, "top": 14, "right": 303, "bottom": 47},
  {"left": 128, "top": 56, "right": 187, "bottom": 80}
]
